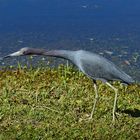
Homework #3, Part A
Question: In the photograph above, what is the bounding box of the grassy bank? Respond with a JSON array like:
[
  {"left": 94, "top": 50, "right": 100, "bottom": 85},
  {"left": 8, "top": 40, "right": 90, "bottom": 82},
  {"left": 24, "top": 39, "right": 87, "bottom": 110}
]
[{"left": 0, "top": 65, "right": 140, "bottom": 139}]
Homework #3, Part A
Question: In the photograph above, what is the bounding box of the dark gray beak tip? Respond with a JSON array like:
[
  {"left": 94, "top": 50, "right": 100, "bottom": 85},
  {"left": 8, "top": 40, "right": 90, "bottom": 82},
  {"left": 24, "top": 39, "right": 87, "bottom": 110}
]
[{"left": 2, "top": 55, "right": 10, "bottom": 59}]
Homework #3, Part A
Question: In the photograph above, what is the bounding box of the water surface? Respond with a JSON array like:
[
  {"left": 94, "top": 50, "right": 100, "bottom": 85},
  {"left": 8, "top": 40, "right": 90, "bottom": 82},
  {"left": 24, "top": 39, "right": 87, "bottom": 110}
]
[{"left": 0, "top": 0, "right": 140, "bottom": 80}]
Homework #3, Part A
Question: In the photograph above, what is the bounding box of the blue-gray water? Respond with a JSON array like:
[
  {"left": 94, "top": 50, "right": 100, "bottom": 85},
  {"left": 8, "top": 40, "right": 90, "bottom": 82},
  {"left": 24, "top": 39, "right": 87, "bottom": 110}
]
[{"left": 0, "top": 0, "right": 140, "bottom": 81}]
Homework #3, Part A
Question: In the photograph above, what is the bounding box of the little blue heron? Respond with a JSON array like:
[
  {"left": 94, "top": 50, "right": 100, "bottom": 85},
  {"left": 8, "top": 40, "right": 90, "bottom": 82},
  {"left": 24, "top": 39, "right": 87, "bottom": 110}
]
[{"left": 3, "top": 47, "right": 134, "bottom": 121}]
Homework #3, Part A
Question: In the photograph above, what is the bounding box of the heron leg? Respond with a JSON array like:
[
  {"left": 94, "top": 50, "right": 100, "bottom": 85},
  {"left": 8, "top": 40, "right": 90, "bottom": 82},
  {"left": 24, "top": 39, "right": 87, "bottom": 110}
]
[
  {"left": 89, "top": 81, "right": 98, "bottom": 119},
  {"left": 106, "top": 82, "right": 118, "bottom": 122}
]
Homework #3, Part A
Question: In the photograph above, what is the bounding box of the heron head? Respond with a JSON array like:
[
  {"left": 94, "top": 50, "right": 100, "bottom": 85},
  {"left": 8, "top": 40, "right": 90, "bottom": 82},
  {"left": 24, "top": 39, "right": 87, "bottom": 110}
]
[{"left": 3, "top": 47, "right": 33, "bottom": 58}]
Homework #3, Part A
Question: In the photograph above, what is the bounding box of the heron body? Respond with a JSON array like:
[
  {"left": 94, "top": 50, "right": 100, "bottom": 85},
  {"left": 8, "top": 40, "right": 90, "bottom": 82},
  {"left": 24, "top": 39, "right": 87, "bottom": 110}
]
[
  {"left": 47, "top": 50, "right": 133, "bottom": 84},
  {"left": 3, "top": 47, "right": 135, "bottom": 121}
]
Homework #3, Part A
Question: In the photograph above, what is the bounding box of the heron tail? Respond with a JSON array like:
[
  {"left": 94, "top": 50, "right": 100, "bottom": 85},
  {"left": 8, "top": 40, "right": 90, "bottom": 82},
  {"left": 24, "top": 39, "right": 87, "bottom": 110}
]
[{"left": 120, "top": 72, "right": 135, "bottom": 85}]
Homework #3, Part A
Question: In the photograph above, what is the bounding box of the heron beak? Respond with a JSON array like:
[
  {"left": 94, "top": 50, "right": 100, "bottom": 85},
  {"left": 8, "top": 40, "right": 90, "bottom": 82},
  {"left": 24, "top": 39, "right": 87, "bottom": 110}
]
[{"left": 3, "top": 51, "right": 23, "bottom": 59}]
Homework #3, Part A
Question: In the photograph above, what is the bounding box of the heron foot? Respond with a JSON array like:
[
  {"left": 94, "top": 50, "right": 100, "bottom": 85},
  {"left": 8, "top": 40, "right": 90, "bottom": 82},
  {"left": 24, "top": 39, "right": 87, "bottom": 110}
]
[
  {"left": 86, "top": 114, "right": 93, "bottom": 120},
  {"left": 112, "top": 112, "right": 119, "bottom": 122},
  {"left": 79, "top": 114, "right": 93, "bottom": 122}
]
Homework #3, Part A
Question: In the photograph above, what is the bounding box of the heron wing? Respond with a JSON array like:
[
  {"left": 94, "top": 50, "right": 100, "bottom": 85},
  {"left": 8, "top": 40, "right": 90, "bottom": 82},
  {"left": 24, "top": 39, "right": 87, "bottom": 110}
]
[
  {"left": 79, "top": 56, "right": 119, "bottom": 82},
  {"left": 74, "top": 50, "right": 134, "bottom": 84}
]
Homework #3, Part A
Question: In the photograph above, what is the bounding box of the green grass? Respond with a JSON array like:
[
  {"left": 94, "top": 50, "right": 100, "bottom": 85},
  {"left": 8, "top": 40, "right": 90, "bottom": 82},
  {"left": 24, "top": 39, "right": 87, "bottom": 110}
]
[{"left": 0, "top": 65, "right": 140, "bottom": 140}]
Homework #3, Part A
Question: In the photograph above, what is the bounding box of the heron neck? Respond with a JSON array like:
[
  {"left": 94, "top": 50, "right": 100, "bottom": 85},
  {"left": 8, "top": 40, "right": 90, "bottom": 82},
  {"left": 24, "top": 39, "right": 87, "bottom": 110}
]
[
  {"left": 43, "top": 50, "right": 75, "bottom": 61},
  {"left": 29, "top": 48, "right": 47, "bottom": 55}
]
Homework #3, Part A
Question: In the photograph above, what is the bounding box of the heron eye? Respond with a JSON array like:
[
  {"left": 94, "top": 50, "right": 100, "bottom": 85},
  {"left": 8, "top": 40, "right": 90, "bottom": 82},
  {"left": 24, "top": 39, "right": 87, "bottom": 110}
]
[
  {"left": 23, "top": 51, "right": 26, "bottom": 54},
  {"left": 23, "top": 50, "right": 29, "bottom": 55}
]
